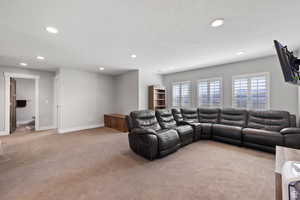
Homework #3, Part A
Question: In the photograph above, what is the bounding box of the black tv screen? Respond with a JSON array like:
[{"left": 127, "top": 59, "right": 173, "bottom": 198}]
[{"left": 274, "top": 40, "right": 300, "bottom": 85}]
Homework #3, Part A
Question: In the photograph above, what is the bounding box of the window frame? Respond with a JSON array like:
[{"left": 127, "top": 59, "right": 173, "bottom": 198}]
[
  {"left": 231, "top": 72, "right": 270, "bottom": 110},
  {"left": 197, "top": 77, "right": 223, "bottom": 108},
  {"left": 171, "top": 81, "right": 192, "bottom": 108}
]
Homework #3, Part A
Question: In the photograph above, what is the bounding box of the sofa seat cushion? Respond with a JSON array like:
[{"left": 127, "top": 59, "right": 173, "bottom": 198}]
[
  {"left": 175, "top": 125, "right": 193, "bottom": 136},
  {"left": 184, "top": 122, "right": 202, "bottom": 141},
  {"left": 212, "top": 124, "right": 242, "bottom": 140},
  {"left": 242, "top": 128, "right": 284, "bottom": 147},
  {"left": 156, "top": 129, "right": 180, "bottom": 151},
  {"left": 174, "top": 125, "right": 194, "bottom": 146}
]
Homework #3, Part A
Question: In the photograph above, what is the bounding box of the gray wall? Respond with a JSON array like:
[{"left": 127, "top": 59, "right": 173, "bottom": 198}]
[
  {"left": 114, "top": 70, "right": 139, "bottom": 115},
  {"left": 15, "top": 78, "right": 35, "bottom": 124},
  {"left": 113, "top": 69, "right": 163, "bottom": 114},
  {"left": 0, "top": 66, "right": 55, "bottom": 131},
  {"left": 58, "top": 68, "right": 115, "bottom": 131},
  {"left": 163, "top": 55, "right": 299, "bottom": 117},
  {"left": 138, "top": 69, "right": 163, "bottom": 110}
]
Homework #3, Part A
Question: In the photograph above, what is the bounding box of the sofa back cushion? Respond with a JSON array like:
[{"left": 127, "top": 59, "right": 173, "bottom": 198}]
[
  {"left": 198, "top": 108, "right": 220, "bottom": 123},
  {"left": 290, "top": 114, "right": 297, "bottom": 127},
  {"left": 171, "top": 108, "right": 184, "bottom": 123},
  {"left": 219, "top": 108, "right": 247, "bottom": 127},
  {"left": 247, "top": 110, "right": 290, "bottom": 132},
  {"left": 181, "top": 108, "right": 198, "bottom": 122},
  {"left": 130, "top": 110, "right": 161, "bottom": 131},
  {"left": 155, "top": 109, "right": 177, "bottom": 129}
]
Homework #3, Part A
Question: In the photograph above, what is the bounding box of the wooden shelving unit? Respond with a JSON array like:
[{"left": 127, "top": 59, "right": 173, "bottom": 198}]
[{"left": 148, "top": 85, "right": 166, "bottom": 110}]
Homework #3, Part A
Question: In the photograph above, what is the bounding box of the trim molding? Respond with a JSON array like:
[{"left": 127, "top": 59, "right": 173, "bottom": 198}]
[
  {"left": 58, "top": 124, "right": 104, "bottom": 134},
  {"left": 4, "top": 72, "right": 40, "bottom": 135},
  {"left": 0, "top": 131, "right": 9, "bottom": 136}
]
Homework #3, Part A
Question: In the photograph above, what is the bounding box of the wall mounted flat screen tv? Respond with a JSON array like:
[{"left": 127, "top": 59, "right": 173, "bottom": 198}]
[{"left": 274, "top": 40, "right": 300, "bottom": 85}]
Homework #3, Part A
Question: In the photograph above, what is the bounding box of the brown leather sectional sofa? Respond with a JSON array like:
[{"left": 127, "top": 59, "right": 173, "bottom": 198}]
[{"left": 126, "top": 108, "right": 299, "bottom": 160}]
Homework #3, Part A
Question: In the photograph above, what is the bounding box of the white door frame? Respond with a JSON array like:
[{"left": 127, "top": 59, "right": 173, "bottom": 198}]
[
  {"left": 54, "top": 75, "right": 62, "bottom": 131},
  {"left": 3, "top": 72, "right": 40, "bottom": 135}
]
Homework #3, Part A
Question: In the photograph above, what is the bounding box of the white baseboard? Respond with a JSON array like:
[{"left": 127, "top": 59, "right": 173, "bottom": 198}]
[
  {"left": 0, "top": 131, "right": 9, "bottom": 136},
  {"left": 38, "top": 126, "right": 56, "bottom": 131},
  {"left": 58, "top": 124, "right": 104, "bottom": 134}
]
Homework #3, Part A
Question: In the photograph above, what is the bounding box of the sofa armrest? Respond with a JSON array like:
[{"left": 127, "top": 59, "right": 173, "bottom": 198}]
[
  {"left": 131, "top": 128, "right": 157, "bottom": 135},
  {"left": 281, "top": 128, "right": 300, "bottom": 149},
  {"left": 280, "top": 128, "right": 300, "bottom": 135},
  {"left": 177, "top": 121, "right": 190, "bottom": 126},
  {"left": 128, "top": 129, "right": 158, "bottom": 160}
]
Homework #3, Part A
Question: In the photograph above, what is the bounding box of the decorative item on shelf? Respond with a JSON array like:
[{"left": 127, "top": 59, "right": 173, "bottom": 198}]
[{"left": 148, "top": 85, "right": 166, "bottom": 110}]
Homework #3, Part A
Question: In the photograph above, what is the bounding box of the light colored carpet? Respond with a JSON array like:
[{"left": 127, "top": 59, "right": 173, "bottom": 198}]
[{"left": 0, "top": 128, "right": 275, "bottom": 200}]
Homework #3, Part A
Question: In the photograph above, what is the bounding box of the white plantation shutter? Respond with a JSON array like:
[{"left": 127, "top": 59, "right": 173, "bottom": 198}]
[
  {"left": 250, "top": 76, "right": 268, "bottom": 110},
  {"left": 198, "top": 81, "right": 209, "bottom": 106},
  {"left": 233, "top": 78, "right": 248, "bottom": 108},
  {"left": 232, "top": 74, "right": 269, "bottom": 110},
  {"left": 198, "top": 78, "right": 222, "bottom": 107},
  {"left": 172, "top": 83, "right": 181, "bottom": 107},
  {"left": 209, "top": 79, "right": 221, "bottom": 107},
  {"left": 172, "top": 81, "right": 192, "bottom": 107},
  {"left": 181, "top": 82, "right": 192, "bottom": 107}
]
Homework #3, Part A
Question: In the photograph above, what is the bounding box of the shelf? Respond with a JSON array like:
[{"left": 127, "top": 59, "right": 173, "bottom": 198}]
[{"left": 149, "top": 85, "right": 167, "bottom": 110}]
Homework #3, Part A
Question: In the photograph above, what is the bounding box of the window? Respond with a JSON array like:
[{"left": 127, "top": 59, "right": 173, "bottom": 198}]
[
  {"left": 197, "top": 78, "right": 222, "bottom": 107},
  {"left": 172, "top": 81, "right": 192, "bottom": 107},
  {"left": 232, "top": 73, "right": 269, "bottom": 110}
]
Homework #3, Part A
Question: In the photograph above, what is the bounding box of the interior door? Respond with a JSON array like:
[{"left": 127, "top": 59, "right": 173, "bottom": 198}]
[{"left": 10, "top": 78, "right": 17, "bottom": 133}]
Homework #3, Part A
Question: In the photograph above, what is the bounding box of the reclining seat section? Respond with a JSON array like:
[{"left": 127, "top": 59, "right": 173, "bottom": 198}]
[
  {"left": 180, "top": 108, "right": 202, "bottom": 141},
  {"left": 198, "top": 108, "right": 220, "bottom": 139},
  {"left": 156, "top": 109, "right": 194, "bottom": 146},
  {"left": 128, "top": 110, "right": 180, "bottom": 160},
  {"left": 243, "top": 110, "right": 289, "bottom": 153},
  {"left": 212, "top": 108, "right": 247, "bottom": 146},
  {"left": 172, "top": 108, "right": 184, "bottom": 123}
]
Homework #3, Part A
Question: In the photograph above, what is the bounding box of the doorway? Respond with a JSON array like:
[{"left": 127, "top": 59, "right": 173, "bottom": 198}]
[
  {"left": 4, "top": 73, "right": 39, "bottom": 135},
  {"left": 12, "top": 78, "right": 36, "bottom": 134}
]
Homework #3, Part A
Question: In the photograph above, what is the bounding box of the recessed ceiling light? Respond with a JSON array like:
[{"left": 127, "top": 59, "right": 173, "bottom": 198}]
[
  {"left": 36, "top": 56, "right": 45, "bottom": 60},
  {"left": 236, "top": 51, "right": 245, "bottom": 56},
  {"left": 99, "top": 67, "right": 105, "bottom": 71},
  {"left": 19, "top": 62, "right": 28, "bottom": 66},
  {"left": 46, "top": 26, "right": 59, "bottom": 34},
  {"left": 131, "top": 54, "right": 137, "bottom": 58},
  {"left": 211, "top": 18, "right": 224, "bottom": 27}
]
